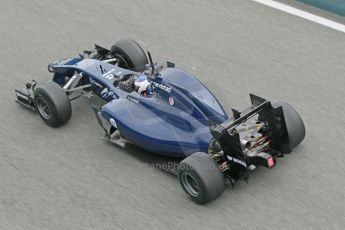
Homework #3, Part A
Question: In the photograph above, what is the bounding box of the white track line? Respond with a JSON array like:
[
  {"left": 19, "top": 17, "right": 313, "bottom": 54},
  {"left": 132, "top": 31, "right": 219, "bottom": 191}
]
[{"left": 250, "top": 0, "right": 345, "bottom": 33}]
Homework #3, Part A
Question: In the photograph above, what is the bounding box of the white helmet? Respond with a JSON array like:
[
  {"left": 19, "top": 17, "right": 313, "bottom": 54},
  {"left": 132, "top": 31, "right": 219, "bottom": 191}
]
[{"left": 134, "top": 75, "right": 151, "bottom": 94}]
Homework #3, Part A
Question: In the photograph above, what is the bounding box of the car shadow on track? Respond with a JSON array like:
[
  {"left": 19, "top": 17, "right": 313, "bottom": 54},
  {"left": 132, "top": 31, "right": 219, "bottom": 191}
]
[{"left": 105, "top": 140, "right": 182, "bottom": 177}]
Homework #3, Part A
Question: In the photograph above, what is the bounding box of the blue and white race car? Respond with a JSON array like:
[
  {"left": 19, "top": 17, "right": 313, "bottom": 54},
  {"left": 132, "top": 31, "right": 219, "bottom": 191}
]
[{"left": 15, "top": 38, "right": 305, "bottom": 204}]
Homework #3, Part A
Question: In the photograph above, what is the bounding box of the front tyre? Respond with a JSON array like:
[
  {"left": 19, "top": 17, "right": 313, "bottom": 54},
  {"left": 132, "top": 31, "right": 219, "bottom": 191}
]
[
  {"left": 34, "top": 82, "right": 72, "bottom": 127},
  {"left": 111, "top": 38, "right": 148, "bottom": 72},
  {"left": 178, "top": 152, "right": 225, "bottom": 204}
]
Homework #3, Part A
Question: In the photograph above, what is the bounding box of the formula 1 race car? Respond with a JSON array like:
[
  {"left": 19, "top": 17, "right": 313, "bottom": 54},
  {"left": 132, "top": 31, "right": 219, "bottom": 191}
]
[{"left": 15, "top": 38, "right": 305, "bottom": 204}]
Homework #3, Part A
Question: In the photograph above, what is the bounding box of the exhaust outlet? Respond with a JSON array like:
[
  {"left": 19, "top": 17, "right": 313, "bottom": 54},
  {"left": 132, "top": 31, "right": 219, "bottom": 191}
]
[{"left": 241, "top": 140, "right": 251, "bottom": 149}]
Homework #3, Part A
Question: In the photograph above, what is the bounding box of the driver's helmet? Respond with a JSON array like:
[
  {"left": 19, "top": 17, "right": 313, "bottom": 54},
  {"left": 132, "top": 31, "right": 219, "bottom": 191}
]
[{"left": 134, "top": 74, "right": 152, "bottom": 95}]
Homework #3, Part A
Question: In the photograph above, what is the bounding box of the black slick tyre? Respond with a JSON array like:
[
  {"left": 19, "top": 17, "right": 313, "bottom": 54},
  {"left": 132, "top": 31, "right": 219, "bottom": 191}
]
[
  {"left": 34, "top": 82, "right": 72, "bottom": 127},
  {"left": 178, "top": 152, "right": 225, "bottom": 204},
  {"left": 111, "top": 38, "right": 148, "bottom": 72}
]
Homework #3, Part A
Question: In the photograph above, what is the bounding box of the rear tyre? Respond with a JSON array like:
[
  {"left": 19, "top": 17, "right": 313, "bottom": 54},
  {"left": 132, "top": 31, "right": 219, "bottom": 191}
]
[
  {"left": 273, "top": 101, "right": 305, "bottom": 151},
  {"left": 110, "top": 38, "right": 148, "bottom": 72},
  {"left": 34, "top": 82, "right": 72, "bottom": 127},
  {"left": 178, "top": 152, "right": 225, "bottom": 204}
]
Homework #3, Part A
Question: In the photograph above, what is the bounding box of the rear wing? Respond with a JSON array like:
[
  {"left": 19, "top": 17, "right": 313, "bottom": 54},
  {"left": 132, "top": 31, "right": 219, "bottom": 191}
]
[
  {"left": 210, "top": 94, "right": 269, "bottom": 139},
  {"left": 209, "top": 94, "right": 290, "bottom": 157}
]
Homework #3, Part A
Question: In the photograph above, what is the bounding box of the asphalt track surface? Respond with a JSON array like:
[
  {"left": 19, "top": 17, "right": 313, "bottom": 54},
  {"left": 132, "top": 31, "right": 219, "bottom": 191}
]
[{"left": 1, "top": 0, "right": 345, "bottom": 229}]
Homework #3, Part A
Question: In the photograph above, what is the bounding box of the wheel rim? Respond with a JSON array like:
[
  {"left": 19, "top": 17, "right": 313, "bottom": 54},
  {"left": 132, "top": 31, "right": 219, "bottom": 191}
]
[
  {"left": 114, "top": 53, "right": 131, "bottom": 69},
  {"left": 36, "top": 97, "right": 51, "bottom": 120},
  {"left": 181, "top": 172, "right": 199, "bottom": 197}
]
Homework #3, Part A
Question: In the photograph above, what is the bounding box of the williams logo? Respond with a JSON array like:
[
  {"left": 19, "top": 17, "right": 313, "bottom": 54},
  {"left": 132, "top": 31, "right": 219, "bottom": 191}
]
[
  {"left": 227, "top": 156, "right": 247, "bottom": 167},
  {"left": 127, "top": 95, "right": 139, "bottom": 103}
]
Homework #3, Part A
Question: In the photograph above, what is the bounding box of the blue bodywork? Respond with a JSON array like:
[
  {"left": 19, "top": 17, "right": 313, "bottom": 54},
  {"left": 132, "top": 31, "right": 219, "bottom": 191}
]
[{"left": 51, "top": 57, "right": 229, "bottom": 157}]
